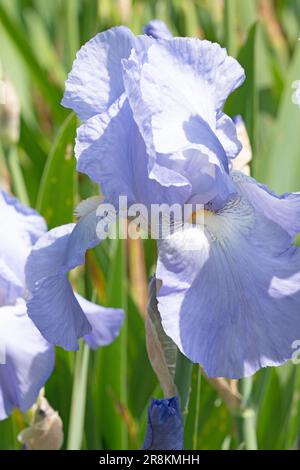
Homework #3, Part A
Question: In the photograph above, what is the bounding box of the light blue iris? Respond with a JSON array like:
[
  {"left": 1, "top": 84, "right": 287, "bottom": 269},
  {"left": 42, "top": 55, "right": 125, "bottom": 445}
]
[
  {"left": 28, "top": 22, "right": 300, "bottom": 379},
  {"left": 0, "top": 189, "right": 124, "bottom": 419}
]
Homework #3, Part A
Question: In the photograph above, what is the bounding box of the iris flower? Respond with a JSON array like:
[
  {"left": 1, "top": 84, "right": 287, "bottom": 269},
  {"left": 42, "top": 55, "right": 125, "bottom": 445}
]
[
  {"left": 0, "top": 189, "right": 124, "bottom": 419},
  {"left": 28, "top": 25, "right": 300, "bottom": 379}
]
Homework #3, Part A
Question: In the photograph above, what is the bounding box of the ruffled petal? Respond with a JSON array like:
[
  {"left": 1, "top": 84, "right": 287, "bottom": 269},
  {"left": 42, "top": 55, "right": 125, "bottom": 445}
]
[
  {"left": 0, "top": 189, "right": 46, "bottom": 292},
  {"left": 142, "top": 397, "right": 183, "bottom": 450},
  {"left": 144, "top": 20, "right": 172, "bottom": 40},
  {"left": 75, "top": 295, "right": 124, "bottom": 349},
  {"left": 0, "top": 301, "right": 54, "bottom": 420},
  {"left": 122, "top": 39, "right": 243, "bottom": 201},
  {"left": 232, "top": 171, "right": 300, "bottom": 237},
  {"left": 75, "top": 95, "right": 191, "bottom": 207},
  {"left": 157, "top": 197, "right": 300, "bottom": 379},
  {"left": 62, "top": 27, "right": 152, "bottom": 121}
]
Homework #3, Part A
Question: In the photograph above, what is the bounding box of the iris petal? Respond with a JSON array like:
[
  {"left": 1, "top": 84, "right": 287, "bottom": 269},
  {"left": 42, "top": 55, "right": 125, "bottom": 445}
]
[
  {"left": 76, "top": 295, "right": 124, "bottom": 349},
  {"left": 0, "top": 189, "right": 46, "bottom": 295},
  {"left": 26, "top": 223, "right": 101, "bottom": 349},
  {"left": 157, "top": 197, "right": 300, "bottom": 378},
  {"left": 123, "top": 38, "right": 244, "bottom": 202},
  {"left": 62, "top": 26, "right": 152, "bottom": 121},
  {"left": 232, "top": 171, "right": 300, "bottom": 237},
  {"left": 0, "top": 302, "right": 54, "bottom": 420},
  {"left": 75, "top": 95, "right": 191, "bottom": 207}
]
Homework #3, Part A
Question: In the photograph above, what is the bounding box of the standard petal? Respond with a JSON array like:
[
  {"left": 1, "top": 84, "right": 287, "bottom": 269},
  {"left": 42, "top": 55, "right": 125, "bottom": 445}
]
[
  {"left": 61, "top": 26, "right": 135, "bottom": 120},
  {"left": 157, "top": 197, "right": 300, "bottom": 379},
  {"left": 75, "top": 95, "right": 191, "bottom": 207},
  {"left": 232, "top": 171, "right": 300, "bottom": 237},
  {"left": 0, "top": 302, "right": 54, "bottom": 420},
  {"left": 144, "top": 20, "right": 172, "bottom": 40},
  {"left": 62, "top": 27, "right": 152, "bottom": 121},
  {"left": 123, "top": 38, "right": 244, "bottom": 155},
  {"left": 142, "top": 397, "right": 183, "bottom": 450},
  {"left": 75, "top": 295, "right": 124, "bottom": 349},
  {"left": 122, "top": 40, "right": 242, "bottom": 202},
  {"left": 0, "top": 189, "right": 46, "bottom": 291},
  {"left": 25, "top": 222, "right": 102, "bottom": 349}
]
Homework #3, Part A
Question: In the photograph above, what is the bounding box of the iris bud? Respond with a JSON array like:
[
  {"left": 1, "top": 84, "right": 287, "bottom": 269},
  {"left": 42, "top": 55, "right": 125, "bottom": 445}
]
[{"left": 142, "top": 397, "right": 183, "bottom": 450}]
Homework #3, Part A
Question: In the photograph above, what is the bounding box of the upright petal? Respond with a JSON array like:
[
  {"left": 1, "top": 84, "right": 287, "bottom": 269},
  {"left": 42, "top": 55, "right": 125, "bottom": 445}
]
[
  {"left": 144, "top": 20, "right": 172, "bottom": 40},
  {"left": 232, "top": 171, "right": 300, "bottom": 237},
  {"left": 0, "top": 189, "right": 46, "bottom": 293},
  {"left": 123, "top": 39, "right": 243, "bottom": 201},
  {"left": 142, "top": 397, "right": 183, "bottom": 450},
  {"left": 157, "top": 197, "right": 300, "bottom": 379},
  {"left": 62, "top": 27, "right": 152, "bottom": 121},
  {"left": 76, "top": 295, "right": 124, "bottom": 349},
  {"left": 0, "top": 302, "right": 54, "bottom": 420},
  {"left": 75, "top": 95, "right": 191, "bottom": 207}
]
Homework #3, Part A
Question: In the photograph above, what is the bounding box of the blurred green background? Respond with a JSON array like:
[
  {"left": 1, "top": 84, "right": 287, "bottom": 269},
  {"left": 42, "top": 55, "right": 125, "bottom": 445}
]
[{"left": 0, "top": 0, "right": 300, "bottom": 450}]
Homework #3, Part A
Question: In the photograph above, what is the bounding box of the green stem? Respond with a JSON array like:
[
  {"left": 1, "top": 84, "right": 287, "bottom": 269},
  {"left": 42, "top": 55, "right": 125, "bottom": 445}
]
[
  {"left": 174, "top": 350, "right": 193, "bottom": 420},
  {"left": 67, "top": 341, "right": 90, "bottom": 450},
  {"left": 4, "top": 145, "right": 29, "bottom": 205},
  {"left": 235, "top": 377, "right": 258, "bottom": 450}
]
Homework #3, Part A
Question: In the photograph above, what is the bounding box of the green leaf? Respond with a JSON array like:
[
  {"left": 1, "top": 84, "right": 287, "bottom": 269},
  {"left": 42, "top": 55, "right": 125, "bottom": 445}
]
[
  {"left": 0, "top": 3, "right": 66, "bottom": 123},
  {"left": 67, "top": 342, "right": 90, "bottom": 450},
  {"left": 265, "top": 45, "right": 300, "bottom": 192},
  {"left": 96, "top": 236, "right": 128, "bottom": 450},
  {"left": 37, "top": 113, "right": 77, "bottom": 228}
]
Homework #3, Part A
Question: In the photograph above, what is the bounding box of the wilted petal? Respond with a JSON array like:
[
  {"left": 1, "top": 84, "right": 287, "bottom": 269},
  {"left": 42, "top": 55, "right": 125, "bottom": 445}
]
[
  {"left": 157, "top": 197, "right": 300, "bottom": 379},
  {"left": 76, "top": 295, "right": 124, "bottom": 349},
  {"left": 142, "top": 397, "right": 183, "bottom": 450},
  {"left": 0, "top": 302, "right": 54, "bottom": 420},
  {"left": 232, "top": 171, "right": 300, "bottom": 237},
  {"left": 144, "top": 20, "right": 172, "bottom": 40}
]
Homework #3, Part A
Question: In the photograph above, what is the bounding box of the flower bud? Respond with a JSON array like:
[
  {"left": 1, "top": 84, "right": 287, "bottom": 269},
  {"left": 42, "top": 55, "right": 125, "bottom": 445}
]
[
  {"left": 18, "top": 397, "right": 64, "bottom": 450},
  {"left": 142, "top": 397, "right": 183, "bottom": 450}
]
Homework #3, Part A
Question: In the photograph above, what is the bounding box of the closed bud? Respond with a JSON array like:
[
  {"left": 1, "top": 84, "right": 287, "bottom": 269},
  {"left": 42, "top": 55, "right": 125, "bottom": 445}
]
[{"left": 142, "top": 397, "right": 183, "bottom": 450}]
